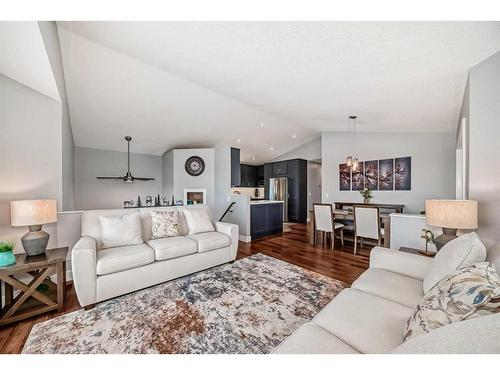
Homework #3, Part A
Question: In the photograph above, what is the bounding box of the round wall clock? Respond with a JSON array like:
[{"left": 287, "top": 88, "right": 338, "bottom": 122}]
[{"left": 185, "top": 156, "right": 206, "bottom": 176}]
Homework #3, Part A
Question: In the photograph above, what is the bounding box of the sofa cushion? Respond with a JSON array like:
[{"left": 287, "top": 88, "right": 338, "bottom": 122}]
[
  {"left": 273, "top": 323, "right": 359, "bottom": 354},
  {"left": 182, "top": 206, "right": 215, "bottom": 235},
  {"left": 188, "top": 232, "right": 231, "bottom": 253},
  {"left": 312, "top": 288, "right": 412, "bottom": 353},
  {"left": 147, "top": 236, "right": 198, "bottom": 261},
  {"left": 96, "top": 244, "right": 154, "bottom": 275},
  {"left": 151, "top": 210, "right": 180, "bottom": 239},
  {"left": 352, "top": 268, "right": 423, "bottom": 308},
  {"left": 404, "top": 262, "right": 500, "bottom": 342},
  {"left": 423, "top": 232, "right": 486, "bottom": 292},
  {"left": 393, "top": 313, "right": 500, "bottom": 354},
  {"left": 99, "top": 212, "right": 143, "bottom": 249}
]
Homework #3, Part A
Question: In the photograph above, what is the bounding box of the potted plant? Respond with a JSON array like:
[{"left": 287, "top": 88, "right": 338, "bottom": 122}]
[
  {"left": 0, "top": 241, "right": 16, "bottom": 267},
  {"left": 360, "top": 188, "right": 373, "bottom": 204}
]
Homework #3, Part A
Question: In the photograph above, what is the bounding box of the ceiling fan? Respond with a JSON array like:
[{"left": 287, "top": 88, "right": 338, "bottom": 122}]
[{"left": 97, "top": 136, "right": 155, "bottom": 182}]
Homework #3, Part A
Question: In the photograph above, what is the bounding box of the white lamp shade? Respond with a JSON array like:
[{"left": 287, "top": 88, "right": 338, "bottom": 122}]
[
  {"left": 425, "top": 199, "right": 478, "bottom": 229},
  {"left": 10, "top": 199, "right": 57, "bottom": 227}
]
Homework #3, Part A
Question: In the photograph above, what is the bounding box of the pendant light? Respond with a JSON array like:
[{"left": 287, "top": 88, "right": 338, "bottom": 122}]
[{"left": 346, "top": 115, "right": 358, "bottom": 170}]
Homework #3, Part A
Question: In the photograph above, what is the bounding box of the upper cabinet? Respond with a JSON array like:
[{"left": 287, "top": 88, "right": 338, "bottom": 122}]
[
  {"left": 231, "top": 148, "right": 241, "bottom": 187},
  {"left": 240, "top": 164, "right": 257, "bottom": 187},
  {"left": 272, "top": 161, "right": 288, "bottom": 176}
]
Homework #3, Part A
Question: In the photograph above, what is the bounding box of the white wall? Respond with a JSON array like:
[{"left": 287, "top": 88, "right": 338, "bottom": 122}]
[
  {"left": 467, "top": 51, "right": 500, "bottom": 242},
  {"left": 321, "top": 131, "right": 456, "bottom": 213},
  {"left": 0, "top": 74, "right": 62, "bottom": 252},
  {"left": 273, "top": 137, "right": 321, "bottom": 162},
  {"left": 162, "top": 148, "right": 215, "bottom": 211},
  {"left": 74, "top": 147, "right": 163, "bottom": 210},
  {"left": 38, "top": 21, "right": 75, "bottom": 211}
]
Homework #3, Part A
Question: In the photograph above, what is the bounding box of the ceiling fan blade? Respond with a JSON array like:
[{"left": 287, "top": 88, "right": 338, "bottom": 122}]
[
  {"left": 133, "top": 177, "right": 155, "bottom": 181},
  {"left": 97, "top": 176, "right": 125, "bottom": 180}
]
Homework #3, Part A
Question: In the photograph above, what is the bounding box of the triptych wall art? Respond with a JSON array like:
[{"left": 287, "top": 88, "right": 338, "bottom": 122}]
[{"left": 339, "top": 157, "right": 411, "bottom": 191}]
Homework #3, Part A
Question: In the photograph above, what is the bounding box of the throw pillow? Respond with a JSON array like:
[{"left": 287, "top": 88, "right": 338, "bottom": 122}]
[
  {"left": 182, "top": 206, "right": 215, "bottom": 234},
  {"left": 151, "top": 210, "right": 180, "bottom": 239},
  {"left": 99, "top": 212, "right": 144, "bottom": 249},
  {"left": 403, "top": 262, "right": 500, "bottom": 342},
  {"left": 423, "top": 232, "right": 486, "bottom": 292}
]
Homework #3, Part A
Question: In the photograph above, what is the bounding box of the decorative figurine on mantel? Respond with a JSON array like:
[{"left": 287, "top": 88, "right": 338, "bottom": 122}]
[
  {"left": 145, "top": 196, "right": 152, "bottom": 206},
  {"left": 123, "top": 200, "right": 134, "bottom": 208},
  {"left": 420, "top": 229, "right": 436, "bottom": 256},
  {"left": 137, "top": 196, "right": 142, "bottom": 207},
  {"left": 162, "top": 197, "right": 169, "bottom": 206}
]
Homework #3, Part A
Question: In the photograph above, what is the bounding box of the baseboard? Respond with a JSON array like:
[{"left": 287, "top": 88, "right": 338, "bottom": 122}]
[{"left": 239, "top": 235, "right": 252, "bottom": 243}]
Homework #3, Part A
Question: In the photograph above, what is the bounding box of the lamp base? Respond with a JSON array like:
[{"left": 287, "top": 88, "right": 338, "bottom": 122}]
[
  {"left": 21, "top": 225, "right": 49, "bottom": 256},
  {"left": 434, "top": 228, "right": 457, "bottom": 251}
]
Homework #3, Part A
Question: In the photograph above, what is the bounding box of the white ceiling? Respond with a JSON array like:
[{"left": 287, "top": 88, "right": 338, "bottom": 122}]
[
  {"left": 0, "top": 22, "right": 60, "bottom": 102},
  {"left": 57, "top": 22, "right": 500, "bottom": 162}
]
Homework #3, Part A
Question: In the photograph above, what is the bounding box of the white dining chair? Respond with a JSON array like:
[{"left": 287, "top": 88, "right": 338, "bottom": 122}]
[
  {"left": 313, "top": 203, "right": 344, "bottom": 249},
  {"left": 353, "top": 206, "right": 384, "bottom": 254}
]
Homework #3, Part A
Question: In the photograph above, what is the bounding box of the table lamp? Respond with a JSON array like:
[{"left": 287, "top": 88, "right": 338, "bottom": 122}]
[
  {"left": 425, "top": 199, "right": 478, "bottom": 250},
  {"left": 10, "top": 199, "right": 57, "bottom": 256}
]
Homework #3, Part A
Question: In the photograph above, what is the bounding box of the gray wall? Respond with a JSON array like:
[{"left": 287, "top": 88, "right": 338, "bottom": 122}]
[
  {"left": 74, "top": 147, "right": 163, "bottom": 210},
  {"left": 0, "top": 74, "right": 62, "bottom": 251},
  {"left": 161, "top": 148, "right": 215, "bottom": 210},
  {"left": 307, "top": 161, "right": 322, "bottom": 215},
  {"left": 467, "top": 51, "right": 500, "bottom": 242},
  {"left": 38, "top": 21, "right": 75, "bottom": 211},
  {"left": 214, "top": 146, "right": 232, "bottom": 219},
  {"left": 273, "top": 137, "right": 321, "bottom": 162},
  {"left": 321, "top": 131, "right": 456, "bottom": 213}
]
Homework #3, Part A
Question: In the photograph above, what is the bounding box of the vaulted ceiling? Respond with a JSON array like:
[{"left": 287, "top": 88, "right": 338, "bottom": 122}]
[{"left": 57, "top": 22, "right": 500, "bottom": 163}]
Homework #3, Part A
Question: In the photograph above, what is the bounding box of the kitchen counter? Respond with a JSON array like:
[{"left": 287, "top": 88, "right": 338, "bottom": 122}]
[{"left": 250, "top": 200, "right": 284, "bottom": 205}]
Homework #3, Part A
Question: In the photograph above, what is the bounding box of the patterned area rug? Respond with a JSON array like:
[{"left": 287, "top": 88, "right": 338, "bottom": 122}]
[{"left": 23, "top": 254, "right": 345, "bottom": 354}]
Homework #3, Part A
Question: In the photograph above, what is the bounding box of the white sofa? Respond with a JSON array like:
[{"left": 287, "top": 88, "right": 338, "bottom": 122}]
[
  {"left": 71, "top": 205, "right": 238, "bottom": 308},
  {"left": 274, "top": 244, "right": 500, "bottom": 354}
]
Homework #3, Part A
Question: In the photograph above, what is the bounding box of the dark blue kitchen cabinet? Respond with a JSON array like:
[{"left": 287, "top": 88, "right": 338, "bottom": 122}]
[
  {"left": 272, "top": 161, "right": 288, "bottom": 176},
  {"left": 263, "top": 158, "right": 307, "bottom": 223},
  {"left": 231, "top": 147, "right": 241, "bottom": 187},
  {"left": 250, "top": 203, "right": 283, "bottom": 239},
  {"left": 240, "top": 164, "right": 257, "bottom": 187}
]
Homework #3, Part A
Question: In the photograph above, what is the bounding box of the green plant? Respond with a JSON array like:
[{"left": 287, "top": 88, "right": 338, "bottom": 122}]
[
  {"left": 359, "top": 188, "right": 373, "bottom": 200},
  {"left": 0, "top": 240, "right": 15, "bottom": 253}
]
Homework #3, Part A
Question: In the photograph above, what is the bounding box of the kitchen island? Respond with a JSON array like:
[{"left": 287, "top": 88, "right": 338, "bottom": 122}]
[{"left": 250, "top": 200, "right": 284, "bottom": 240}]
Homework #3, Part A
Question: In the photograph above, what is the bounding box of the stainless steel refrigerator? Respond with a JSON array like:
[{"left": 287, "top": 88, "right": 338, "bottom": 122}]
[{"left": 269, "top": 177, "right": 288, "bottom": 222}]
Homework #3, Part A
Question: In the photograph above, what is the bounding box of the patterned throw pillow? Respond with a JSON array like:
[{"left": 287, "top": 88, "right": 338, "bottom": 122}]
[
  {"left": 403, "top": 262, "right": 500, "bottom": 342},
  {"left": 151, "top": 210, "right": 180, "bottom": 239}
]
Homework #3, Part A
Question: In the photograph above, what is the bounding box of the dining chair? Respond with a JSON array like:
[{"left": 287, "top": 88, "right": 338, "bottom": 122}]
[
  {"left": 313, "top": 203, "right": 345, "bottom": 249},
  {"left": 353, "top": 206, "right": 384, "bottom": 254}
]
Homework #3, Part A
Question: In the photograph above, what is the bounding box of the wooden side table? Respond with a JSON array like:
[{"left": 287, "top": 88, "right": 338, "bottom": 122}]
[
  {"left": 0, "top": 247, "right": 68, "bottom": 326},
  {"left": 399, "top": 246, "right": 436, "bottom": 258}
]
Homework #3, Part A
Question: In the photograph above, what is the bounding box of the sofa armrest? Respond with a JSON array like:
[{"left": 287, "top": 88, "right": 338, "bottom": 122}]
[
  {"left": 216, "top": 221, "right": 239, "bottom": 260},
  {"left": 369, "top": 247, "right": 432, "bottom": 280},
  {"left": 71, "top": 236, "right": 97, "bottom": 307}
]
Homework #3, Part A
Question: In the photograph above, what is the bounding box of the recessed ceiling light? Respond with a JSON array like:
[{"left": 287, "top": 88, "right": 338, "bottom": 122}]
[
  {"left": 252, "top": 156, "right": 256, "bottom": 161},
  {"left": 270, "top": 146, "right": 274, "bottom": 151},
  {"left": 292, "top": 133, "right": 297, "bottom": 138},
  {"left": 237, "top": 139, "right": 241, "bottom": 143},
  {"left": 260, "top": 122, "right": 264, "bottom": 127}
]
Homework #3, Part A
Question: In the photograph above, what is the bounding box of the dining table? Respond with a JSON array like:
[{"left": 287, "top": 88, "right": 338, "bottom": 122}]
[{"left": 308, "top": 209, "right": 391, "bottom": 248}]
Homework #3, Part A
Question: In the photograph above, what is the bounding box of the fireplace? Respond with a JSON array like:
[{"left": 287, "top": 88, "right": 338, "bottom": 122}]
[{"left": 184, "top": 189, "right": 207, "bottom": 205}]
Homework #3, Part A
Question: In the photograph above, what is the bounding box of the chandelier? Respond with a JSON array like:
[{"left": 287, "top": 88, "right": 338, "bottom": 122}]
[{"left": 346, "top": 115, "right": 359, "bottom": 170}]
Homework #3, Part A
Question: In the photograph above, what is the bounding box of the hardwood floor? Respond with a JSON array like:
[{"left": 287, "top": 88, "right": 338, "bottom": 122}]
[{"left": 0, "top": 222, "right": 370, "bottom": 354}]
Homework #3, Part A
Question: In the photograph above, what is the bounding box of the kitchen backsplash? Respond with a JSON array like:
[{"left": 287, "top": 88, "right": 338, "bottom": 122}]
[{"left": 231, "top": 187, "right": 265, "bottom": 198}]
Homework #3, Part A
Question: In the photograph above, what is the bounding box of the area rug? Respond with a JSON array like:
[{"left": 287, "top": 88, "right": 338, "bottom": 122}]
[{"left": 23, "top": 253, "right": 345, "bottom": 354}]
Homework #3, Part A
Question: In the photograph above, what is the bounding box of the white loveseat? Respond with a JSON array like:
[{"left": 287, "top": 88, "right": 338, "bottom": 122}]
[
  {"left": 71, "top": 205, "right": 238, "bottom": 308},
  {"left": 274, "top": 243, "right": 500, "bottom": 354}
]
